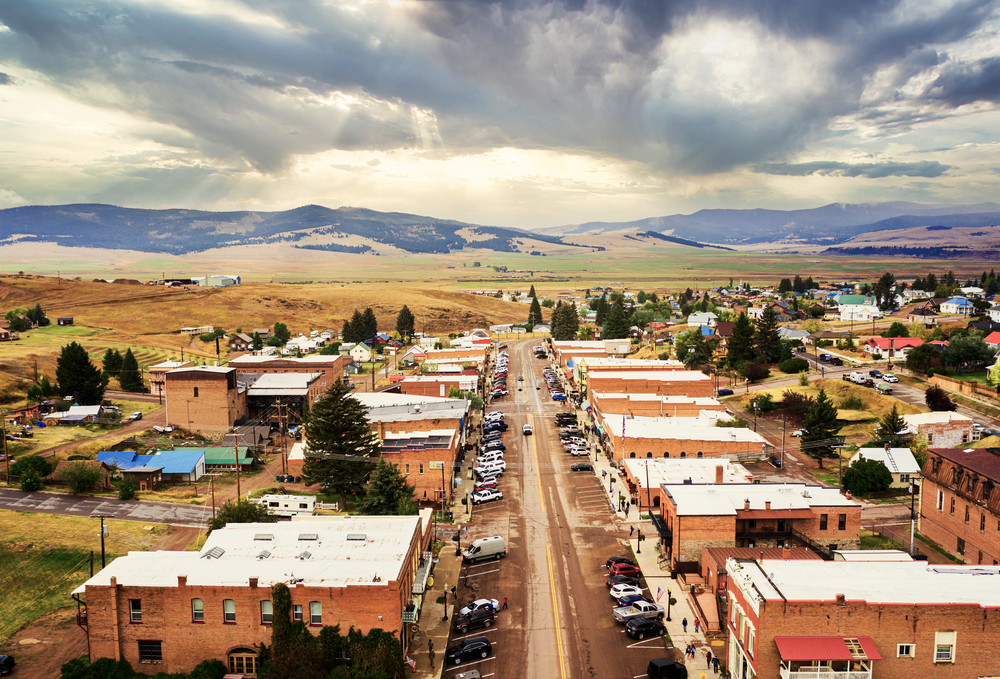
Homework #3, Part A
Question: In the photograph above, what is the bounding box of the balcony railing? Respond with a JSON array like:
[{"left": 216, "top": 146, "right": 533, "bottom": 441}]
[{"left": 781, "top": 669, "right": 871, "bottom": 679}]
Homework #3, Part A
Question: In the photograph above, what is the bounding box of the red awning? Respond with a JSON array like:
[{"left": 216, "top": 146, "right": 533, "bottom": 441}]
[{"left": 774, "top": 637, "right": 882, "bottom": 662}]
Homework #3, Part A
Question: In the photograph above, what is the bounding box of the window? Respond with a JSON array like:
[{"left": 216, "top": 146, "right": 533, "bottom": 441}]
[
  {"left": 932, "top": 458, "right": 940, "bottom": 474},
  {"left": 261, "top": 601, "right": 273, "bottom": 624},
  {"left": 293, "top": 605, "right": 303, "bottom": 622},
  {"left": 680, "top": 452, "right": 687, "bottom": 458},
  {"left": 957, "top": 537, "right": 966, "bottom": 555},
  {"left": 224, "top": 599, "right": 236, "bottom": 623},
  {"left": 193, "top": 387, "right": 199, "bottom": 398},
  {"left": 697, "top": 452, "right": 704, "bottom": 458},
  {"left": 937, "top": 490, "right": 944, "bottom": 511},
  {"left": 309, "top": 601, "right": 322, "bottom": 625},
  {"left": 952, "top": 469, "right": 961, "bottom": 485},
  {"left": 982, "top": 514, "right": 987, "bottom": 532},
  {"left": 950, "top": 497, "right": 955, "bottom": 514},
  {"left": 191, "top": 599, "right": 204, "bottom": 622},
  {"left": 405, "top": 464, "right": 410, "bottom": 475},
  {"left": 934, "top": 632, "right": 956, "bottom": 663},
  {"left": 229, "top": 648, "right": 258, "bottom": 675},
  {"left": 819, "top": 514, "right": 828, "bottom": 530},
  {"left": 838, "top": 514, "right": 846, "bottom": 530},
  {"left": 965, "top": 506, "right": 970, "bottom": 523},
  {"left": 961, "top": 433, "right": 969, "bottom": 444},
  {"left": 129, "top": 600, "right": 142, "bottom": 623},
  {"left": 138, "top": 640, "right": 162, "bottom": 663},
  {"left": 897, "top": 644, "right": 914, "bottom": 658},
  {"left": 419, "top": 463, "right": 424, "bottom": 475},
  {"left": 927, "top": 433, "right": 933, "bottom": 443},
  {"left": 747, "top": 519, "right": 757, "bottom": 529},
  {"left": 967, "top": 477, "right": 975, "bottom": 493}
]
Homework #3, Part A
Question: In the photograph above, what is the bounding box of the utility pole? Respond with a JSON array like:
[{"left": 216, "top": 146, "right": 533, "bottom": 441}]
[
  {"left": 3, "top": 411, "right": 9, "bottom": 485},
  {"left": 780, "top": 412, "right": 786, "bottom": 469},
  {"left": 233, "top": 431, "right": 241, "bottom": 499},
  {"left": 92, "top": 515, "right": 110, "bottom": 568}
]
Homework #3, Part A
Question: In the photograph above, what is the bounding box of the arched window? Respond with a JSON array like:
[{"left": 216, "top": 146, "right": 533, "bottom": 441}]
[
  {"left": 664, "top": 452, "right": 669, "bottom": 458},
  {"left": 646, "top": 452, "right": 652, "bottom": 458},
  {"left": 229, "top": 648, "right": 258, "bottom": 676},
  {"left": 697, "top": 452, "right": 704, "bottom": 459},
  {"left": 680, "top": 452, "right": 687, "bottom": 458},
  {"left": 653, "top": 496, "right": 661, "bottom": 508},
  {"left": 629, "top": 452, "right": 636, "bottom": 458}
]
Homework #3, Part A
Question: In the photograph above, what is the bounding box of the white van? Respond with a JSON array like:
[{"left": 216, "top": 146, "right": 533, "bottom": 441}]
[{"left": 463, "top": 536, "right": 507, "bottom": 563}]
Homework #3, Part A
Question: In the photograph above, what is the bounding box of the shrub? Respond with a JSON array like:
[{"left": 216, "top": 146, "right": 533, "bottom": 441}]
[
  {"left": 715, "top": 418, "right": 749, "bottom": 428},
  {"left": 20, "top": 470, "right": 42, "bottom": 492},
  {"left": 778, "top": 358, "right": 809, "bottom": 374},
  {"left": 67, "top": 454, "right": 90, "bottom": 461},
  {"left": 10, "top": 455, "right": 54, "bottom": 478},
  {"left": 743, "top": 362, "right": 770, "bottom": 383},
  {"left": 118, "top": 480, "right": 137, "bottom": 501},
  {"left": 779, "top": 390, "right": 815, "bottom": 422},
  {"left": 749, "top": 393, "right": 777, "bottom": 414},
  {"left": 798, "top": 372, "right": 809, "bottom": 386},
  {"left": 839, "top": 395, "right": 865, "bottom": 409},
  {"left": 925, "top": 385, "right": 957, "bottom": 412}
]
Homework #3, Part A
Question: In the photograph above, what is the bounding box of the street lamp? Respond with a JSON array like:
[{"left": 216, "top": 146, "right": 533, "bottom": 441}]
[
  {"left": 909, "top": 478, "right": 921, "bottom": 556},
  {"left": 665, "top": 588, "right": 673, "bottom": 621}
]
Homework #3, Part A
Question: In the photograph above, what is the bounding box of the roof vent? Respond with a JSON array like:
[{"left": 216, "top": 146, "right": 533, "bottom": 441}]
[
  {"left": 298, "top": 533, "right": 319, "bottom": 541},
  {"left": 202, "top": 547, "right": 225, "bottom": 559},
  {"left": 256, "top": 550, "right": 271, "bottom": 560},
  {"left": 347, "top": 533, "right": 367, "bottom": 541},
  {"left": 298, "top": 551, "right": 312, "bottom": 560},
  {"left": 254, "top": 534, "right": 274, "bottom": 541}
]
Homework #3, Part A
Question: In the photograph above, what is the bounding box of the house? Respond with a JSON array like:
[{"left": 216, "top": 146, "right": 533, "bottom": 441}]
[
  {"left": 74, "top": 513, "right": 434, "bottom": 675},
  {"left": 145, "top": 449, "right": 206, "bottom": 482},
  {"left": 862, "top": 336, "right": 923, "bottom": 359},
  {"left": 847, "top": 446, "right": 921, "bottom": 489},
  {"left": 939, "top": 296, "right": 974, "bottom": 315},
  {"left": 228, "top": 333, "right": 254, "bottom": 352},
  {"left": 378, "top": 429, "right": 460, "bottom": 503},
  {"left": 907, "top": 303, "right": 938, "bottom": 327},
  {"left": 776, "top": 327, "right": 810, "bottom": 343},
  {"left": 350, "top": 342, "right": 373, "bottom": 363},
  {"left": 725, "top": 558, "right": 1000, "bottom": 679},
  {"left": 960, "top": 286, "right": 984, "bottom": 298},
  {"left": 200, "top": 447, "right": 255, "bottom": 471},
  {"left": 119, "top": 465, "right": 163, "bottom": 492},
  {"left": 920, "top": 446, "right": 1000, "bottom": 564},
  {"left": 837, "top": 294, "right": 881, "bottom": 322},
  {"left": 45, "top": 460, "right": 113, "bottom": 490},
  {"left": 44, "top": 405, "right": 106, "bottom": 425},
  {"left": 0, "top": 328, "right": 10, "bottom": 341},
  {"left": 903, "top": 412, "right": 977, "bottom": 447},
  {"left": 989, "top": 304, "right": 1000, "bottom": 324},
  {"left": 253, "top": 328, "right": 271, "bottom": 340},
  {"left": 57, "top": 316, "right": 74, "bottom": 326},
  {"left": 245, "top": 372, "right": 324, "bottom": 429},
  {"left": 985, "top": 331, "right": 1000, "bottom": 350},
  {"left": 687, "top": 311, "right": 718, "bottom": 328},
  {"left": 179, "top": 326, "right": 213, "bottom": 335}
]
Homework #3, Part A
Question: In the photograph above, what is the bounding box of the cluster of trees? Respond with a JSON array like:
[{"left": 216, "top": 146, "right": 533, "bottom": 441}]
[
  {"left": 102, "top": 348, "right": 143, "bottom": 391},
  {"left": 5, "top": 304, "right": 49, "bottom": 331},
  {"left": 342, "top": 308, "right": 379, "bottom": 343},
  {"left": 906, "top": 329, "right": 994, "bottom": 375},
  {"left": 777, "top": 276, "right": 815, "bottom": 294},
  {"left": 549, "top": 301, "right": 580, "bottom": 341},
  {"left": 198, "top": 328, "right": 226, "bottom": 343},
  {"left": 56, "top": 341, "right": 108, "bottom": 405},
  {"left": 727, "top": 308, "right": 782, "bottom": 380}
]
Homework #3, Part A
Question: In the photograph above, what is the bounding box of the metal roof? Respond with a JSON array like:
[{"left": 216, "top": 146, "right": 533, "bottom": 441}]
[{"left": 774, "top": 636, "right": 882, "bottom": 662}]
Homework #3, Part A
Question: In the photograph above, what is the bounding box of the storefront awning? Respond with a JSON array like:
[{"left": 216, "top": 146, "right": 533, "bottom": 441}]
[{"left": 774, "top": 636, "right": 882, "bottom": 662}]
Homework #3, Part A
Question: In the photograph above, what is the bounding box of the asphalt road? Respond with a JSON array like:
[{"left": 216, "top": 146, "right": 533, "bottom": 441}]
[
  {"left": 447, "top": 339, "right": 675, "bottom": 679},
  {"left": 0, "top": 488, "right": 214, "bottom": 526}
]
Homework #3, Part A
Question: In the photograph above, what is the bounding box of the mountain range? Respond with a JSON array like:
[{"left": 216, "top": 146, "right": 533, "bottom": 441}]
[{"left": 1, "top": 201, "right": 998, "bottom": 254}]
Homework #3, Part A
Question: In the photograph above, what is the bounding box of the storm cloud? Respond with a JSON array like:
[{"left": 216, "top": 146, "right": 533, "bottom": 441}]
[{"left": 756, "top": 160, "right": 952, "bottom": 179}]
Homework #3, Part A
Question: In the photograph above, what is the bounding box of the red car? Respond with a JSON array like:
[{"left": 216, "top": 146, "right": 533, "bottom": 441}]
[
  {"left": 608, "top": 562, "right": 642, "bottom": 578},
  {"left": 473, "top": 480, "right": 498, "bottom": 492}
]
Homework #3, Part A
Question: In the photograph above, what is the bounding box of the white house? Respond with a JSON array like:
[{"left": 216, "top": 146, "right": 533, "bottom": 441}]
[
  {"left": 687, "top": 312, "right": 718, "bottom": 328},
  {"left": 939, "top": 296, "right": 974, "bottom": 315},
  {"left": 350, "top": 343, "right": 373, "bottom": 363},
  {"left": 960, "top": 286, "right": 984, "bottom": 299},
  {"left": 837, "top": 294, "right": 881, "bottom": 322},
  {"left": 848, "top": 446, "right": 921, "bottom": 489},
  {"left": 988, "top": 305, "right": 1000, "bottom": 324}
]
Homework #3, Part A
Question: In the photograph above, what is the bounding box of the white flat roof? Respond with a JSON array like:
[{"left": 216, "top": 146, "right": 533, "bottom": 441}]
[
  {"left": 553, "top": 341, "right": 607, "bottom": 348},
  {"left": 663, "top": 483, "right": 857, "bottom": 516},
  {"left": 150, "top": 360, "right": 189, "bottom": 369},
  {"left": 230, "top": 355, "right": 341, "bottom": 364},
  {"left": 594, "top": 392, "right": 722, "bottom": 406},
  {"left": 902, "top": 412, "right": 973, "bottom": 425},
  {"left": 354, "top": 392, "right": 455, "bottom": 407},
  {"left": 582, "top": 358, "right": 684, "bottom": 367},
  {"left": 588, "top": 370, "right": 710, "bottom": 381},
  {"left": 247, "top": 373, "right": 321, "bottom": 396},
  {"left": 401, "top": 375, "right": 475, "bottom": 383},
  {"left": 744, "top": 559, "right": 1000, "bottom": 607},
  {"left": 623, "top": 458, "right": 753, "bottom": 487},
  {"left": 73, "top": 516, "right": 422, "bottom": 593},
  {"left": 602, "top": 414, "right": 765, "bottom": 443}
]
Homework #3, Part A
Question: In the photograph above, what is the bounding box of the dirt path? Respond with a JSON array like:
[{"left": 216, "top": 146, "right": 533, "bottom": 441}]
[
  {"left": 34, "top": 407, "right": 165, "bottom": 458},
  {"left": 0, "top": 609, "right": 88, "bottom": 679},
  {"left": 153, "top": 524, "right": 203, "bottom": 551}
]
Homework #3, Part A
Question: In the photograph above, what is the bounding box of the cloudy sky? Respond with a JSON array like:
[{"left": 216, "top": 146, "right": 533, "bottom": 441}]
[{"left": 1, "top": 0, "right": 999, "bottom": 228}]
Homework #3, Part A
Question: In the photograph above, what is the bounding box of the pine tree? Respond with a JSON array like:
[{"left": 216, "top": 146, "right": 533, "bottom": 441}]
[
  {"left": 356, "top": 457, "right": 418, "bottom": 515},
  {"left": 118, "top": 348, "right": 143, "bottom": 392},
  {"left": 754, "top": 305, "right": 782, "bottom": 364},
  {"left": 873, "top": 404, "right": 911, "bottom": 447},
  {"left": 550, "top": 302, "right": 579, "bottom": 341},
  {"left": 728, "top": 312, "right": 755, "bottom": 367},
  {"left": 395, "top": 305, "right": 415, "bottom": 339},
  {"left": 252, "top": 332, "right": 263, "bottom": 351},
  {"left": 602, "top": 298, "right": 630, "bottom": 339},
  {"left": 56, "top": 342, "right": 108, "bottom": 405},
  {"left": 528, "top": 297, "right": 543, "bottom": 328},
  {"left": 302, "top": 382, "right": 382, "bottom": 506},
  {"left": 528, "top": 285, "right": 536, "bottom": 298},
  {"left": 362, "top": 307, "right": 378, "bottom": 339},
  {"left": 800, "top": 389, "right": 841, "bottom": 468},
  {"left": 102, "top": 348, "right": 123, "bottom": 377}
]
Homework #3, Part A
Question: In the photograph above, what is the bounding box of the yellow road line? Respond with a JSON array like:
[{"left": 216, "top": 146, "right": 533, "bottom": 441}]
[
  {"left": 546, "top": 543, "right": 568, "bottom": 679},
  {"left": 530, "top": 413, "right": 544, "bottom": 514}
]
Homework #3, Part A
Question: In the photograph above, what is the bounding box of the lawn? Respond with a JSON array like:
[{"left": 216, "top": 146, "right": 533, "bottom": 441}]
[{"left": 0, "top": 510, "right": 167, "bottom": 642}]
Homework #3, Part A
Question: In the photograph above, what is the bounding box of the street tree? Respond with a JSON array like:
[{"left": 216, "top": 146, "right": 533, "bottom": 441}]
[
  {"left": 728, "top": 312, "right": 756, "bottom": 367},
  {"left": 925, "top": 385, "right": 957, "bottom": 411},
  {"left": 842, "top": 457, "right": 893, "bottom": 497},
  {"left": 800, "top": 389, "right": 841, "bottom": 468},
  {"left": 395, "top": 305, "right": 415, "bottom": 339},
  {"left": 754, "top": 306, "right": 782, "bottom": 364},
  {"left": 905, "top": 343, "right": 939, "bottom": 374},
  {"left": 118, "top": 348, "right": 143, "bottom": 392},
  {"left": 301, "top": 381, "right": 382, "bottom": 506},
  {"left": 206, "top": 499, "right": 278, "bottom": 535},
  {"left": 356, "top": 457, "right": 418, "bottom": 515},
  {"left": 942, "top": 330, "right": 993, "bottom": 372},
  {"left": 56, "top": 341, "right": 108, "bottom": 405}
]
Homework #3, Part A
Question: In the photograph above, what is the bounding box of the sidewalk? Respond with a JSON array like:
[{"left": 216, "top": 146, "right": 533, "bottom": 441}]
[{"left": 410, "top": 538, "right": 463, "bottom": 679}]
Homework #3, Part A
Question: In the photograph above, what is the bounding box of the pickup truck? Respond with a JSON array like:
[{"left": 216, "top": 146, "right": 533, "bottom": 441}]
[{"left": 612, "top": 600, "right": 665, "bottom": 623}]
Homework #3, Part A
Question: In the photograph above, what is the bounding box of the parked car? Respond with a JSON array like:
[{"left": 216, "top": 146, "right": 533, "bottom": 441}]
[
  {"left": 472, "top": 489, "right": 504, "bottom": 505},
  {"left": 819, "top": 353, "right": 832, "bottom": 362},
  {"left": 570, "top": 462, "right": 594, "bottom": 472},
  {"left": 646, "top": 658, "right": 688, "bottom": 679},
  {"left": 717, "top": 388, "right": 734, "bottom": 396},
  {"left": 458, "top": 598, "right": 499, "bottom": 616},
  {"left": 612, "top": 600, "right": 664, "bottom": 623},
  {"left": 609, "top": 584, "right": 643, "bottom": 599},
  {"left": 829, "top": 357, "right": 843, "bottom": 366},
  {"left": 615, "top": 594, "right": 651, "bottom": 607},
  {"left": 606, "top": 556, "right": 637, "bottom": 569},
  {"left": 625, "top": 618, "right": 667, "bottom": 639},
  {"left": 551, "top": 393, "right": 567, "bottom": 401},
  {"left": 473, "top": 480, "right": 498, "bottom": 492},
  {"left": 454, "top": 608, "right": 497, "bottom": 634},
  {"left": 0, "top": 655, "right": 13, "bottom": 676},
  {"left": 523, "top": 424, "right": 533, "bottom": 435},
  {"left": 869, "top": 369, "right": 883, "bottom": 378},
  {"left": 606, "top": 574, "right": 641, "bottom": 588},
  {"left": 791, "top": 429, "right": 806, "bottom": 437},
  {"left": 446, "top": 636, "right": 492, "bottom": 666},
  {"left": 882, "top": 373, "right": 898, "bottom": 383},
  {"left": 122, "top": 411, "right": 143, "bottom": 423},
  {"left": 608, "top": 562, "right": 642, "bottom": 577}
]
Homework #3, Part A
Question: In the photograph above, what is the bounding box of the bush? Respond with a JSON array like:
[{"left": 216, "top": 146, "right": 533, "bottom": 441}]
[
  {"left": 779, "top": 390, "right": 815, "bottom": 422},
  {"left": 842, "top": 458, "right": 893, "bottom": 497},
  {"left": 925, "top": 385, "right": 957, "bottom": 412},
  {"left": 20, "top": 470, "right": 42, "bottom": 492},
  {"left": 839, "top": 395, "right": 865, "bottom": 410},
  {"left": 798, "top": 372, "right": 809, "bottom": 387},
  {"left": 749, "top": 393, "right": 777, "bottom": 414},
  {"left": 778, "top": 358, "right": 809, "bottom": 374},
  {"left": 743, "top": 362, "right": 770, "bottom": 383},
  {"left": 188, "top": 659, "right": 228, "bottom": 679},
  {"left": 715, "top": 418, "right": 749, "bottom": 428},
  {"left": 118, "top": 480, "right": 137, "bottom": 501},
  {"left": 10, "top": 455, "right": 54, "bottom": 478},
  {"left": 67, "top": 454, "right": 90, "bottom": 461}
]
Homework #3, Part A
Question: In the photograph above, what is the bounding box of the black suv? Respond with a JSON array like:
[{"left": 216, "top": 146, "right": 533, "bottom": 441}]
[
  {"left": 626, "top": 618, "right": 666, "bottom": 639},
  {"left": 446, "top": 636, "right": 493, "bottom": 665},
  {"left": 0, "top": 655, "right": 14, "bottom": 676},
  {"left": 454, "top": 607, "right": 497, "bottom": 634},
  {"left": 647, "top": 658, "right": 687, "bottom": 679}
]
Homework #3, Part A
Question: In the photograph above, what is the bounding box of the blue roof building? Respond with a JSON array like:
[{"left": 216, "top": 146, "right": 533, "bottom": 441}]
[{"left": 147, "top": 449, "right": 206, "bottom": 482}]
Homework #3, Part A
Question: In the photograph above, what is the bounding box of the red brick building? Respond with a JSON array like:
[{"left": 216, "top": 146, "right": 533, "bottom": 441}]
[
  {"left": 380, "top": 429, "right": 460, "bottom": 504},
  {"left": 164, "top": 366, "right": 248, "bottom": 435},
  {"left": 228, "top": 354, "right": 347, "bottom": 392},
  {"left": 590, "top": 392, "right": 725, "bottom": 419},
  {"left": 399, "top": 374, "right": 477, "bottom": 398},
  {"left": 596, "top": 413, "right": 770, "bottom": 463},
  {"left": 902, "top": 412, "right": 977, "bottom": 449},
  {"left": 75, "top": 514, "right": 434, "bottom": 676},
  {"left": 920, "top": 447, "right": 1000, "bottom": 565},
  {"left": 726, "top": 558, "right": 1000, "bottom": 679},
  {"left": 587, "top": 370, "right": 714, "bottom": 398}
]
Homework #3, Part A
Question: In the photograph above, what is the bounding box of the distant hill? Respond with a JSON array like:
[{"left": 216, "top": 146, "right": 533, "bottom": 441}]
[{"left": 541, "top": 202, "right": 1000, "bottom": 245}]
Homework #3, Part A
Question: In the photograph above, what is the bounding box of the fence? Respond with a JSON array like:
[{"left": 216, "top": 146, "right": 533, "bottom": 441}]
[
  {"left": 867, "top": 522, "right": 924, "bottom": 559},
  {"left": 928, "top": 373, "right": 1000, "bottom": 406}
]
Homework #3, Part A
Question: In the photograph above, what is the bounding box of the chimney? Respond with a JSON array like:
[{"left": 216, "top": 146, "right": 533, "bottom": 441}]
[
  {"left": 836, "top": 593, "right": 846, "bottom": 607},
  {"left": 110, "top": 576, "right": 117, "bottom": 588},
  {"left": 846, "top": 490, "right": 853, "bottom": 500},
  {"left": 884, "top": 442, "right": 891, "bottom": 451},
  {"left": 715, "top": 465, "right": 724, "bottom": 484},
  {"left": 782, "top": 543, "right": 791, "bottom": 560},
  {"left": 765, "top": 501, "right": 771, "bottom": 510},
  {"left": 744, "top": 498, "right": 751, "bottom": 511},
  {"left": 178, "top": 575, "right": 187, "bottom": 587},
  {"left": 249, "top": 577, "right": 258, "bottom": 589}
]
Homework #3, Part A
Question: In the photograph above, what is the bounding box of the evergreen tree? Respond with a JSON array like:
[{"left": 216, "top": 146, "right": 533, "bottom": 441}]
[
  {"left": 362, "top": 307, "right": 378, "bottom": 339},
  {"left": 675, "top": 327, "right": 714, "bottom": 367},
  {"left": 728, "top": 312, "right": 755, "bottom": 367},
  {"left": 872, "top": 404, "right": 911, "bottom": 447},
  {"left": 753, "top": 305, "right": 782, "bottom": 364},
  {"left": 800, "top": 389, "right": 841, "bottom": 468},
  {"left": 528, "top": 284, "right": 536, "bottom": 298},
  {"left": 102, "top": 348, "right": 123, "bottom": 377},
  {"left": 395, "top": 305, "right": 415, "bottom": 339},
  {"left": 273, "top": 321, "right": 291, "bottom": 344},
  {"left": 356, "top": 457, "right": 418, "bottom": 515},
  {"left": 602, "top": 298, "right": 630, "bottom": 339},
  {"left": 637, "top": 290, "right": 647, "bottom": 304},
  {"left": 550, "top": 302, "right": 579, "bottom": 341},
  {"left": 56, "top": 341, "right": 108, "bottom": 405},
  {"left": 302, "top": 382, "right": 382, "bottom": 506},
  {"left": 118, "top": 348, "right": 143, "bottom": 392},
  {"left": 778, "top": 278, "right": 792, "bottom": 294},
  {"left": 792, "top": 275, "right": 806, "bottom": 293},
  {"left": 252, "top": 332, "right": 263, "bottom": 351},
  {"left": 874, "top": 271, "right": 897, "bottom": 309},
  {"left": 528, "top": 297, "right": 543, "bottom": 328}
]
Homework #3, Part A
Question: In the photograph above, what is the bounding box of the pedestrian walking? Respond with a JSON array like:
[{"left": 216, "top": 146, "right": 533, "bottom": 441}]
[
  {"left": 464, "top": 525, "right": 469, "bottom": 538},
  {"left": 682, "top": 617, "right": 688, "bottom": 632},
  {"left": 712, "top": 657, "right": 720, "bottom": 674},
  {"left": 706, "top": 650, "right": 712, "bottom": 668},
  {"left": 428, "top": 648, "right": 435, "bottom": 669},
  {"left": 502, "top": 596, "right": 508, "bottom": 610},
  {"left": 428, "top": 639, "right": 434, "bottom": 653},
  {"left": 694, "top": 617, "right": 700, "bottom": 633},
  {"left": 602, "top": 469, "right": 607, "bottom": 479},
  {"left": 625, "top": 503, "right": 629, "bottom": 518},
  {"left": 451, "top": 586, "right": 457, "bottom": 600}
]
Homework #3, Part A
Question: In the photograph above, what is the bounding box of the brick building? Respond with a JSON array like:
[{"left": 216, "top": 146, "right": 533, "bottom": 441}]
[
  {"left": 165, "top": 366, "right": 248, "bottom": 435},
  {"left": 586, "top": 370, "right": 714, "bottom": 398},
  {"left": 416, "top": 347, "right": 488, "bottom": 364},
  {"left": 701, "top": 545, "right": 821, "bottom": 595},
  {"left": 245, "top": 373, "right": 324, "bottom": 429},
  {"left": 920, "top": 447, "right": 1000, "bottom": 565},
  {"left": 596, "top": 413, "right": 770, "bottom": 463},
  {"left": 399, "top": 375, "right": 477, "bottom": 398},
  {"left": 659, "top": 483, "right": 861, "bottom": 572},
  {"left": 621, "top": 458, "right": 754, "bottom": 512},
  {"left": 74, "top": 514, "right": 434, "bottom": 676},
  {"left": 726, "top": 558, "right": 1000, "bottom": 679},
  {"left": 379, "top": 429, "right": 460, "bottom": 504},
  {"left": 228, "top": 354, "right": 347, "bottom": 392},
  {"left": 590, "top": 392, "right": 726, "bottom": 419},
  {"left": 353, "top": 392, "right": 470, "bottom": 442},
  {"left": 574, "top": 357, "right": 684, "bottom": 393},
  {"left": 149, "top": 361, "right": 194, "bottom": 397},
  {"left": 902, "top": 412, "right": 977, "bottom": 448}
]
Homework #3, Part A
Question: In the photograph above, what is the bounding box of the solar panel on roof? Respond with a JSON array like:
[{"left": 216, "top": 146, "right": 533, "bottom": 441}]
[
  {"left": 256, "top": 550, "right": 271, "bottom": 559},
  {"left": 254, "top": 534, "right": 274, "bottom": 541}
]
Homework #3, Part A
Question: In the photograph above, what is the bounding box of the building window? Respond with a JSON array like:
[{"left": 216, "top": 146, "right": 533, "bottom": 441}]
[
  {"left": 952, "top": 469, "right": 961, "bottom": 485},
  {"left": 191, "top": 599, "right": 204, "bottom": 622},
  {"left": 936, "top": 490, "right": 944, "bottom": 511},
  {"left": 819, "top": 514, "right": 828, "bottom": 530},
  {"left": 934, "top": 632, "right": 956, "bottom": 663},
  {"left": 950, "top": 497, "right": 955, "bottom": 514},
  {"left": 419, "top": 463, "right": 424, "bottom": 475},
  {"left": 261, "top": 601, "right": 273, "bottom": 624},
  {"left": 982, "top": 514, "right": 987, "bottom": 532},
  {"left": 927, "top": 433, "right": 933, "bottom": 444},
  {"left": 223, "top": 599, "right": 236, "bottom": 623},
  {"left": 838, "top": 514, "right": 846, "bottom": 530},
  {"left": 897, "top": 644, "right": 914, "bottom": 658},
  {"left": 137, "top": 640, "right": 162, "bottom": 663},
  {"left": 962, "top": 433, "right": 969, "bottom": 444},
  {"left": 900, "top": 474, "right": 910, "bottom": 483},
  {"left": 229, "top": 648, "right": 258, "bottom": 676},
  {"left": 404, "top": 464, "right": 410, "bottom": 475},
  {"left": 293, "top": 605, "right": 303, "bottom": 622},
  {"left": 932, "top": 458, "right": 940, "bottom": 474},
  {"left": 193, "top": 387, "right": 199, "bottom": 398},
  {"left": 129, "top": 600, "right": 142, "bottom": 623},
  {"left": 309, "top": 601, "right": 322, "bottom": 625},
  {"left": 965, "top": 506, "right": 970, "bottom": 523},
  {"left": 680, "top": 452, "right": 686, "bottom": 458},
  {"left": 957, "top": 537, "right": 966, "bottom": 555}
]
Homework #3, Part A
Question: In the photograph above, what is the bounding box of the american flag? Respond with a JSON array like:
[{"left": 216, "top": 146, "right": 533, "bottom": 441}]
[
  {"left": 656, "top": 586, "right": 664, "bottom": 601},
  {"left": 620, "top": 416, "right": 626, "bottom": 455}
]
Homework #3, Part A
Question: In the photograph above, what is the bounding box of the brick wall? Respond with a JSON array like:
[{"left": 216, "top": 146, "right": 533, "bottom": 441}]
[
  {"left": 232, "top": 356, "right": 346, "bottom": 391},
  {"left": 591, "top": 393, "right": 725, "bottom": 418},
  {"left": 382, "top": 442, "right": 459, "bottom": 503},
  {"left": 613, "top": 437, "right": 763, "bottom": 461},
  {"left": 920, "top": 475, "right": 1000, "bottom": 565},
  {"left": 910, "top": 418, "right": 975, "bottom": 448},
  {"left": 400, "top": 379, "right": 468, "bottom": 398},
  {"left": 795, "top": 505, "right": 862, "bottom": 552},
  {"left": 165, "top": 372, "right": 247, "bottom": 435},
  {"left": 587, "top": 375, "right": 713, "bottom": 398}
]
